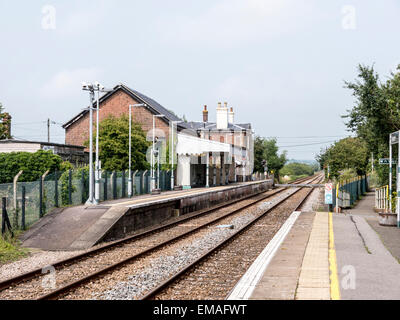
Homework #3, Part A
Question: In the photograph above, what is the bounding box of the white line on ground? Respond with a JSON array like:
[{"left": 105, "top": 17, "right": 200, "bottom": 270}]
[{"left": 226, "top": 211, "right": 302, "bottom": 300}]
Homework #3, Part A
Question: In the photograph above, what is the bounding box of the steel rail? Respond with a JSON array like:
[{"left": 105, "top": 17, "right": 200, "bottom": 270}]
[
  {"left": 0, "top": 176, "right": 312, "bottom": 292},
  {"left": 34, "top": 175, "right": 319, "bottom": 300},
  {"left": 139, "top": 174, "right": 323, "bottom": 300}
]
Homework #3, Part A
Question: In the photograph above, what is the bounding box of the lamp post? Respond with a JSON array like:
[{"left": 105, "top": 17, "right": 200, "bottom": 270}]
[
  {"left": 93, "top": 82, "right": 112, "bottom": 204},
  {"left": 128, "top": 103, "right": 146, "bottom": 197},
  {"left": 152, "top": 114, "right": 165, "bottom": 191},
  {"left": 170, "top": 120, "right": 179, "bottom": 189},
  {"left": 82, "top": 82, "right": 95, "bottom": 205}
]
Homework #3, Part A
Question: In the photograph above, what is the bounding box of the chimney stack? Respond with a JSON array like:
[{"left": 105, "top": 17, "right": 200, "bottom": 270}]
[
  {"left": 216, "top": 101, "right": 228, "bottom": 130},
  {"left": 202, "top": 105, "right": 208, "bottom": 122},
  {"left": 228, "top": 107, "right": 234, "bottom": 124}
]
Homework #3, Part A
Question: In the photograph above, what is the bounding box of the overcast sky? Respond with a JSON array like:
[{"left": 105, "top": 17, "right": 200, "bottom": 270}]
[{"left": 1, "top": 0, "right": 400, "bottom": 160}]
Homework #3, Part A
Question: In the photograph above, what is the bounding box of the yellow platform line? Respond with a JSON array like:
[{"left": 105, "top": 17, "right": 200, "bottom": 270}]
[{"left": 329, "top": 212, "right": 341, "bottom": 300}]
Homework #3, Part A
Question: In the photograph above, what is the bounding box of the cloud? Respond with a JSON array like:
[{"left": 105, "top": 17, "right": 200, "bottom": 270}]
[
  {"left": 158, "top": 0, "right": 314, "bottom": 48},
  {"left": 40, "top": 67, "right": 104, "bottom": 99}
]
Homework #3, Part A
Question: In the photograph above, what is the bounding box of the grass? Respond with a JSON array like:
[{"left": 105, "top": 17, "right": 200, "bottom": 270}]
[{"left": 0, "top": 231, "right": 29, "bottom": 265}]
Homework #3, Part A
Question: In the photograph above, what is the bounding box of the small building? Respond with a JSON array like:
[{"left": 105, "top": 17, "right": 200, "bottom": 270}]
[{"left": 0, "top": 139, "right": 88, "bottom": 166}]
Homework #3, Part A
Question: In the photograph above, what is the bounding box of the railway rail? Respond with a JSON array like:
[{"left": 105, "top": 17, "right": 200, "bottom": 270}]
[
  {"left": 139, "top": 174, "right": 323, "bottom": 300},
  {"left": 0, "top": 175, "right": 320, "bottom": 300}
]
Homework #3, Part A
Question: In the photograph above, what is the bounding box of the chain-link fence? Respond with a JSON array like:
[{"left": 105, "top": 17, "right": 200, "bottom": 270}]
[{"left": 1, "top": 169, "right": 172, "bottom": 231}]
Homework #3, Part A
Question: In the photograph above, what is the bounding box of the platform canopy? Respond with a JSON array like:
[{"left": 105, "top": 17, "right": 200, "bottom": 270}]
[{"left": 176, "top": 133, "right": 230, "bottom": 155}]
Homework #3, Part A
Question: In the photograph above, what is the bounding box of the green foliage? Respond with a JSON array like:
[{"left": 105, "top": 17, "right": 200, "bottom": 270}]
[
  {"left": 60, "top": 166, "right": 89, "bottom": 206},
  {"left": 0, "top": 231, "right": 28, "bottom": 264},
  {"left": 0, "top": 150, "right": 63, "bottom": 183},
  {"left": 280, "top": 162, "right": 317, "bottom": 177},
  {"left": 337, "top": 168, "right": 358, "bottom": 182},
  {"left": 160, "top": 140, "right": 177, "bottom": 171},
  {"left": 254, "top": 136, "right": 287, "bottom": 178},
  {"left": 86, "top": 115, "right": 150, "bottom": 171},
  {"left": 342, "top": 64, "right": 400, "bottom": 185},
  {"left": 0, "top": 102, "right": 12, "bottom": 140},
  {"left": 316, "top": 137, "right": 369, "bottom": 179}
]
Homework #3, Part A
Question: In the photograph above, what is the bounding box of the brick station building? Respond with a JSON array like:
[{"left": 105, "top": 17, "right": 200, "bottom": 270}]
[
  {"left": 63, "top": 83, "right": 184, "bottom": 147},
  {"left": 63, "top": 83, "right": 254, "bottom": 187}
]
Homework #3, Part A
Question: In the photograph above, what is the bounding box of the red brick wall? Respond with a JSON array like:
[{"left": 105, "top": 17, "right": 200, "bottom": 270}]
[{"left": 65, "top": 89, "right": 170, "bottom": 149}]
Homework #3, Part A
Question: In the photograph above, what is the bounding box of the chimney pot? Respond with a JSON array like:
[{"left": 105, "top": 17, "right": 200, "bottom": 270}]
[
  {"left": 202, "top": 105, "right": 208, "bottom": 122},
  {"left": 224, "top": 102, "right": 228, "bottom": 108},
  {"left": 218, "top": 102, "right": 222, "bottom": 108},
  {"left": 228, "top": 107, "right": 234, "bottom": 124}
]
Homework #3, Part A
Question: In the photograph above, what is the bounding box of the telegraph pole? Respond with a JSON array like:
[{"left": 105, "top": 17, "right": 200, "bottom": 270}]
[{"left": 47, "top": 118, "right": 50, "bottom": 142}]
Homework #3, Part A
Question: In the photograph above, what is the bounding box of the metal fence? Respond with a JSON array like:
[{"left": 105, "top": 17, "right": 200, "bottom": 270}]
[
  {"left": 0, "top": 169, "right": 172, "bottom": 231},
  {"left": 332, "top": 175, "right": 369, "bottom": 209}
]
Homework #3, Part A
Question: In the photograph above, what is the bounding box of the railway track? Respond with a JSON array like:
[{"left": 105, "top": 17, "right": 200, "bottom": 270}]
[
  {"left": 139, "top": 174, "right": 323, "bottom": 300},
  {"left": 0, "top": 175, "right": 320, "bottom": 300}
]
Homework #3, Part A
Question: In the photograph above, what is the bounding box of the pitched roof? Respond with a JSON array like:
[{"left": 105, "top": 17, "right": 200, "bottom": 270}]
[
  {"left": 184, "top": 121, "right": 251, "bottom": 131},
  {"left": 63, "top": 83, "right": 183, "bottom": 129}
]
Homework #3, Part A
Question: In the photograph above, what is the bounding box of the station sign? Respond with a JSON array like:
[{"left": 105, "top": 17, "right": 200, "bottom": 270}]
[
  {"left": 390, "top": 131, "right": 399, "bottom": 144},
  {"left": 379, "top": 158, "right": 397, "bottom": 165},
  {"left": 324, "top": 183, "right": 333, "bottom": 205}
]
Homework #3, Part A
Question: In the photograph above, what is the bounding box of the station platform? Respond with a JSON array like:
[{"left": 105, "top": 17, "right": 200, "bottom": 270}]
[
  {"left": 228, "top": 191, "right": 400, "bottom": 300},
  {"left": 20, "top": 180, "right": 273, "bottom": 251}
]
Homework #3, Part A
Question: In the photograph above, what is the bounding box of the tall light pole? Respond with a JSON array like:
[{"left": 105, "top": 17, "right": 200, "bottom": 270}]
[
  {"left": 82, "top": 82, "right": 95, "bottom": 205},
  {"left": 170, "top": 120, "right": 179, "bottom": 189},
  {"left": 128, "top": 103, "right": 146, "bottom": 197},
  {"left": 152, "top": 114, "right": 165, "bottom": 191},
  {"left": 93, "top": 82, "right": 112, "bottom": 204}
]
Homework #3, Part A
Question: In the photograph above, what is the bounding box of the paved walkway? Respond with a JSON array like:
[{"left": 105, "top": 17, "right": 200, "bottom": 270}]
[
  {"left": 233, "top": 191, "right": 400, "bottom": 300},
  {"left": 335, "top": 192, "right": 400, "bottom": 299}
]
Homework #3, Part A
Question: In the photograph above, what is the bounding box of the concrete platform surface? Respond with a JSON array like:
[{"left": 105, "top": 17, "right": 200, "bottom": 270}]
[
  {"left": 250, "top": 212, "right": 315, "bottom": 300},
  {"left": 334, "top": 191, "right": 400, "bottom": 299},
  {"left": 238, "top": 191, "right": 400, "bottom": 300}
]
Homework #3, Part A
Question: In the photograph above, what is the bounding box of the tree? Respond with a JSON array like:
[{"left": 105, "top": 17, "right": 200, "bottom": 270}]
[
  {"left": 254, "top": 136, "right": 287, "bottom": 179},
  {"left": 342, "top": 64, "right": 400, "bottom": 184},
  {"left": 0, "top": 102, "right": 12, "bottom": 140},
  {"left": 87, "top": 115, "right": 150, "bottom": 171},
  {"left": 316, "top": 137, "right": 369, "bottom": 179}
]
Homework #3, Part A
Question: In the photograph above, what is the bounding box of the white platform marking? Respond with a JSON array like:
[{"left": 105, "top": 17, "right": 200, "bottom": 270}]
[{"left": 226, "top": 211, "right": 302, "bottom": 300}]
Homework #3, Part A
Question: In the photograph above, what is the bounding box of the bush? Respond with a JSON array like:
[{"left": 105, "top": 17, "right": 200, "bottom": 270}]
[
  {"left": 60, "top": 166, "right": 89, "bottom": 205},
  {"left": 0, "top": 150, "right": 63, "bottom": 183},
  {"left": 280, "top": 162, "right": 316, "bottom": 177}
]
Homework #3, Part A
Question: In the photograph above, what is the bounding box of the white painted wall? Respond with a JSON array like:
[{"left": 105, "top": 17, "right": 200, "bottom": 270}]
[{"left": 0, "top": 143, "right": 41, "bottom": 153}]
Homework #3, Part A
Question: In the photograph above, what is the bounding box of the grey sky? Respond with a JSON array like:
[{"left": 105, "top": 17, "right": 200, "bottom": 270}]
[{"left": 1, "top": 0, "right": 399, "bottom": 160}]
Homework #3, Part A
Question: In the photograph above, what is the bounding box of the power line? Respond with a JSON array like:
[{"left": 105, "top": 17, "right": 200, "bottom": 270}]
[
  {"left": 278, "top": 140, "right": 338, "bottom": 148},
  {"left": 267, "top": 135, "right": 351, "bottom": 139}
]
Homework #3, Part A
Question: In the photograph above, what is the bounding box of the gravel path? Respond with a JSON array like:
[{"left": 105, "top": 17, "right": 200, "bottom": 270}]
[{"left": 0, "top": 249, "right": 86, "bottom": 282}]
